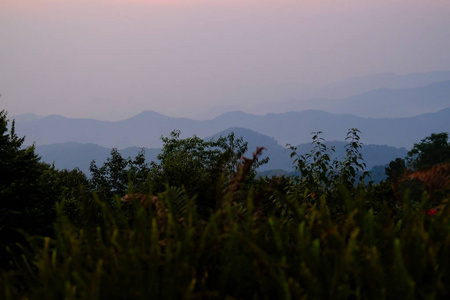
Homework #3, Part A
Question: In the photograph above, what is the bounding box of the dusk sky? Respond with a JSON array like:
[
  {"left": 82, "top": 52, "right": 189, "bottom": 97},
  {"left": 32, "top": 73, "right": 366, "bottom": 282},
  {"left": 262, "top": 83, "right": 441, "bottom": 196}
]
[{"left": 1, "top": 0, "right": 450, "bottom": 120}]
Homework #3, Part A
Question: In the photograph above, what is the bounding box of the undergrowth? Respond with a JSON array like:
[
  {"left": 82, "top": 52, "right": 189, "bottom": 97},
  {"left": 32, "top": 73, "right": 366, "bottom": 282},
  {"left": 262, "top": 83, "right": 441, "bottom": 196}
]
[{"left": 2, "top": 180, "right": 449, "bottom": 299}]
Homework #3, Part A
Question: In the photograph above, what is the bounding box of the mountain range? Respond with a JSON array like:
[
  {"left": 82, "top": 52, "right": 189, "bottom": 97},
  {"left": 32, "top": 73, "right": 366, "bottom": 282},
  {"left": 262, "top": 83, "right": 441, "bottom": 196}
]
[
  {"left": 14, "top": 107, "right": 450, "bottom": 150},
  {"left": 10, "top": 72, "right": 450, "bottom": 178}
]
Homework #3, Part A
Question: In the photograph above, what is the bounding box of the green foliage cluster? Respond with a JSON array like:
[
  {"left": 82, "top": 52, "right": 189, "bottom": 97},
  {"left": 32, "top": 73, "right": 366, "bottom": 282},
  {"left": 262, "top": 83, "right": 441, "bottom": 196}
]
[
  {"left": 406, "top": 132, "right": 450, "bottom": 169},
  {"left": 90, "top": 148, "right": 149, "bottom": 199},
  {"left": 89, "top": 130, "right": 266, "bottom": 216},
  {"left": 1, "top": 110, "right": 449, "bottom": 299},
  {"left": 148, "top": 130, "right": 262, "bottom": 212},
  {"left": 384, "top": 132, "right": 450, "bottom": 205},
  {"left": 287, "top": 129, "right": 371, "bottom": 215}
]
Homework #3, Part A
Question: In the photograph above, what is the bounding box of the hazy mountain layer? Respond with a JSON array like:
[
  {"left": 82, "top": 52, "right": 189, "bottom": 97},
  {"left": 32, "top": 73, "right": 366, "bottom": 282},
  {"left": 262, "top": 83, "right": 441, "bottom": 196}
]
[
  {"left": 258, "top": 79, "right": 450, "bottom": 117},
  {"left": 202, "top": 70, "right": 450, "bottom": 118},
  {"left": 14, "top": 108, "right": 450, "bottom": 149},
  {"left": 306, "top": 70, "right": 450, "bottom": 100},
  {"left": 329, "top": 80, "right": 450, "bottom": 118}
]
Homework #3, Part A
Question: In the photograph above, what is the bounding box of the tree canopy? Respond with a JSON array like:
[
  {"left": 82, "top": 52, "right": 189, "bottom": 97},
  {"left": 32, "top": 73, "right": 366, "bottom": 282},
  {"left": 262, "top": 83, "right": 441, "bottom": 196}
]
[{"left": 406, "top": 132, "right": 450, "bottom": 169}]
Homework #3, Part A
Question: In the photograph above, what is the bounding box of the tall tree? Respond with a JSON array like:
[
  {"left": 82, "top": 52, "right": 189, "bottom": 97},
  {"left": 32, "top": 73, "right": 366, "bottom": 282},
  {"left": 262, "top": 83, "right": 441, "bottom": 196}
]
[{"left": 0, "top": 110, "right": 59, "bottom": 268}]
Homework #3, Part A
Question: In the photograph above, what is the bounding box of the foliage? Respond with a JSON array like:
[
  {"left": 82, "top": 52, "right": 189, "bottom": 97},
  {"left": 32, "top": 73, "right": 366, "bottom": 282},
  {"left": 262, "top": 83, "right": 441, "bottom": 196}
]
[
  {"left": 406, "top": 132, "right": 450, "bottom": 169},
  {"left": 287, "top": 129, "right": 370, "bottom": 214},
  {"left": 0, "top": 110, "right": 58, "bottom": 268},
  {"left": 288, "top": 131, "right": 337, "bottom": 196},
  {"left": 386, "top": 133, "right": 450, "bottom": 208},
  {"left": 148, "top": 130, "right": 267, "bottom": 213},
  {"left": 2, "top": 176, "right": 449, "bottom": 299},
  {"left": 0, "top": 110, "right": 43, "bottom": 212},
  {"left": 385, "top": 157, "right": 407, "bottom": 182},
  {"left": 90, "top": 148, "right": 150, "bottom": 200},
  {"left": 340, "top": 128, "right": 370, "bottom": 186}
]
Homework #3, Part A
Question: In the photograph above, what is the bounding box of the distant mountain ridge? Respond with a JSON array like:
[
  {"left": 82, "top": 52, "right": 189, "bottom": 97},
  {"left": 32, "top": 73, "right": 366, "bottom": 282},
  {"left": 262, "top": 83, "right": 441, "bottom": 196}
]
[
  {"left": 14, "top": 107, "right": 450, "bottom": 149},
  {"left": 310, "top": 70, "right": 450, "bottom": 99},
  {"left": 328, "top": 80, "right": 450, "bottom": 118},
  {"left": 203, "top": 70, "right": 450, "bottom": 118},
  {"left": 258, "top": 79, "right": 450, "bottom": 117}
]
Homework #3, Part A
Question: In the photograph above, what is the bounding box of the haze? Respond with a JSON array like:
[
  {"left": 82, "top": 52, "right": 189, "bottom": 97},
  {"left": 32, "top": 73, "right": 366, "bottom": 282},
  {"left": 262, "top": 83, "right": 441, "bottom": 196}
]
[{"left": 1, "top": 0, "right": 450, "bottom": 120}]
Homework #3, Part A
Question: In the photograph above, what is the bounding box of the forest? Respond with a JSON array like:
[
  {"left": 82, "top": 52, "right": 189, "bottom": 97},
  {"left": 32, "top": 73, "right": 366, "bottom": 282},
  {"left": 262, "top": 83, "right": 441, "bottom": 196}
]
[{"left": 1, "top": 108, "right": 450, "bottom": 299}]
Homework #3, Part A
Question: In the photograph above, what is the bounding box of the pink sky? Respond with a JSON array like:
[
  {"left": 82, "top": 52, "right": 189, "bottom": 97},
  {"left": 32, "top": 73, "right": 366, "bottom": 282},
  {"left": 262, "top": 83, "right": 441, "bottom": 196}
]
[{"left": 1, "top": 0, "right": 450, "bottom": 120}]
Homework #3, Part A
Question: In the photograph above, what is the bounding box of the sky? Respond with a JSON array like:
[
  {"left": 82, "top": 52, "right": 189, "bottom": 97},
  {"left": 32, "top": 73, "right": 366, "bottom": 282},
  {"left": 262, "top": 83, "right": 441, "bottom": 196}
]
[{"left": 1, "top": 0, "right": 450, "bottom": 120}]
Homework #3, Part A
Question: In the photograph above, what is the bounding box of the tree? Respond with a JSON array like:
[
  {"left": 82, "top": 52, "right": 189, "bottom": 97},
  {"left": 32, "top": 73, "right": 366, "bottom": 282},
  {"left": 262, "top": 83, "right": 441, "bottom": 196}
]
[
  {"left": 287, "top": 129, "right": 369, "bottom": 216},
  {"left": 89, "top": 148, "right": 151, "bottom": 200},
  {"left": 0, "top": 110, "right": 41, "bottom": 203},
  {"left": 385, "top": 158, "right": 406, "bottom": 182},
  {"left": 88, "top": 130, "right": 268, "bottom": 216},
  {"left": 0, "top": 110, "right": 64, "bottom": 268},
  {"left": 150, "top": 130, "right": 262, "bottom": 213},
  {"left": 289, "top": 129, "right": 368, "bottom": 197},
  {"left": 406, "top": 132, "right": 450, "bottom": 169}
]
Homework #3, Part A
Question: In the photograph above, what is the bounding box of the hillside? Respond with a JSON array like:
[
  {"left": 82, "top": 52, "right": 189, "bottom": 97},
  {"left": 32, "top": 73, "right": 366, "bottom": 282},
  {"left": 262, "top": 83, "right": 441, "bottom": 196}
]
[{"left": 35, "top": 128, "right": 408, "bottom": 175}]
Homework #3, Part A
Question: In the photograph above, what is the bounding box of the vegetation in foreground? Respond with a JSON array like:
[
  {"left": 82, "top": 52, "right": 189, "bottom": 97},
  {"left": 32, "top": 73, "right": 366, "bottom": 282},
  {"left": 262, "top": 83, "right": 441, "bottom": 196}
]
[{"left": 1, "top": 109, "right": 450, "bottom": 299}]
